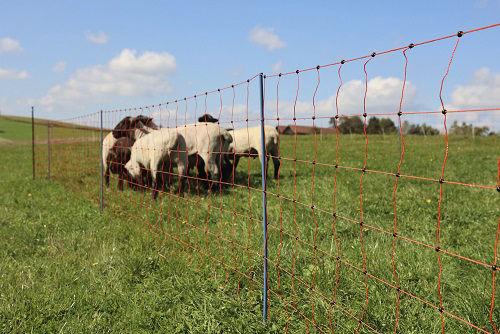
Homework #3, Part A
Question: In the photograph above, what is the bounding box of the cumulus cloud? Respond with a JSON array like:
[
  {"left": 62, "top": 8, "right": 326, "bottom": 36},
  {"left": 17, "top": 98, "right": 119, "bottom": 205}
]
[
  {"left": 40, "top": 49, "right": 176, "bottom": 111},
  {"left": 271, "top": 60, "right": 283, "bottom": 73},
  {"left": 0, "top": 37, "right": 22, "bottom": 54},
  {"left": 334, "top": 76, "right": 417, "bottom": 115},
  {"left": 249, "top": 26, "right": 286, "bottom": 51},
  {"left": 0, "top": 67, "right": 28, "bottom": 79},
  {"left": 449, "top": 67, "right": 500, "bottom": 108},
  {"left": 85, "top": 31, "right": 109, "bottom": 44},
  {"left": 445, "top": 67, "right": 500, "bottom": 126},
  {"left": 52, "top": 61, "right": 66, "bottom": 73},
  {"left": 271, "top": 76, "right": 416, "bottom": 121}
]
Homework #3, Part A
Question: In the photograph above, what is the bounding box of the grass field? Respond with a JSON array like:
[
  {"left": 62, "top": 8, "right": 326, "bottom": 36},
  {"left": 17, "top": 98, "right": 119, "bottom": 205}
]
[{"left": 1, "top": 116, "right": 498, "bottom": 333}]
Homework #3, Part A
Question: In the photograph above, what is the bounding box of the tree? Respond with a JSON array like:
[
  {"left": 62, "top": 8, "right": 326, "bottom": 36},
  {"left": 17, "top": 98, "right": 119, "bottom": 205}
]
[
  {"left": 367, "top": 117, "right": 381, "bottom": 134},
  {"left": 336, "top": 116, "right": 364, "bottom": 134},
  {"left": 450, "top": 120, "right": 490, "bottom": 136},
  {"left": 406, "top": 123, "right": 439, "bottom": 136},
  {"left": 380, "top": 118, "right": 397, "bottom": 134}
]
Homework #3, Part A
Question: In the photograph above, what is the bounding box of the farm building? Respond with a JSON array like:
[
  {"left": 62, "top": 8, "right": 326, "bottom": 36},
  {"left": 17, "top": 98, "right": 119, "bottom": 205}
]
[{"left": 276, "top": 125, "right": 336, "bottom": 135}]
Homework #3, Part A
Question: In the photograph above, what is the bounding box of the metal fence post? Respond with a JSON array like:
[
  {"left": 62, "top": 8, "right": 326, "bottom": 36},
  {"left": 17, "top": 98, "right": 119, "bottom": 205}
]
[
  {"left": 259, "top": 73, "right": 268, "bottom": 323},
  {"left": 100, "top": 110, "right": 103, "bottom": 213},
  {"left": 47, "top": 121, "right": 50, "bottom": 180},
  {"left": 31, "top": 106, "right": 35, "bottom": 180}
]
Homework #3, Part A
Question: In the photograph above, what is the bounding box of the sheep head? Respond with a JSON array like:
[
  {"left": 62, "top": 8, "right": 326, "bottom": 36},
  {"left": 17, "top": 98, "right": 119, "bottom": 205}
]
[
  {"left": 135, "top": 115, "right": 159, "bottom": 130},
  {"left": 112, "top": 116, "right": 137, "bottom": 139},
  {"left": 198, "top": 114, "right": 218, "bottom": 123},
  {"left": 125, "top": 160, "right": 141, "bottom": 179}
]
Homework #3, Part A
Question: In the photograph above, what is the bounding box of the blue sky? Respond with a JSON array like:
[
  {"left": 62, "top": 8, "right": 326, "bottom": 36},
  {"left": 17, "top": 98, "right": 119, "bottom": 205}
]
[{"left": 0, "top": 0, "right": 499, "bottom": 129}]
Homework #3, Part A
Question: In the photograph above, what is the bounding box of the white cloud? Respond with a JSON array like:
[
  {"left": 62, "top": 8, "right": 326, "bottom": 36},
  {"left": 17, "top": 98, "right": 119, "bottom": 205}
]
[
  {"left": 40, "top": 49, "right": 176, "bottom": 111},
  {"left": 444, "top": 67, "right": 500, "bottom": 127},
  {"left": 449, "top": 67, "right": 500, "bottom": 109},
  {"left": 335, "top": 76, "right": 417, "bottom": 115},
  {"left": 52, "top": 61, "right": 66, "bottom": 73},
  {"left": 271, "top": 60, "right": 283, "bottom": 73},
  {"left": 273, "top": 76, "right": 416, "bottom": 120},
  {"left": 0, "top": 67, "right": 28, "bottom": 79},
  {"left": 85, "top": 31, "right": 109, "bottom": 44},
  {"left": 0, "top": 37, "right": 22, "bottom": 54},
  {"left": 249, "top": 26, "right": 286, "bottom": 51}
]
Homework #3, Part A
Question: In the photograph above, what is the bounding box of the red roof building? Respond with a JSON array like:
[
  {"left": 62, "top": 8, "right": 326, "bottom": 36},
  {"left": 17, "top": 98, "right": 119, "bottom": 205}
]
[{"left": 276, "top": 125, "right": 336, "bottom": 135}]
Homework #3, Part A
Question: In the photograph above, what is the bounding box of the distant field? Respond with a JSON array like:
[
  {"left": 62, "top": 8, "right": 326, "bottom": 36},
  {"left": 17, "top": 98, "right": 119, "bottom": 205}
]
[
  {"left": 0, "top": 116, "right": 100, "bottom": 144},
  {"left": 1, "top": 116, "right": 499, "bottom": 333},
  {"left": 0, "top": 116, "right": 45, "bottom": 142}
]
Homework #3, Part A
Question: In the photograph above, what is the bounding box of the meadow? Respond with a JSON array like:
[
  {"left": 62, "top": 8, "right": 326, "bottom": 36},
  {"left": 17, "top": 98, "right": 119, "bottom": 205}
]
[{"left": 1, "top": 116, "right": 498, "bottom": 333}]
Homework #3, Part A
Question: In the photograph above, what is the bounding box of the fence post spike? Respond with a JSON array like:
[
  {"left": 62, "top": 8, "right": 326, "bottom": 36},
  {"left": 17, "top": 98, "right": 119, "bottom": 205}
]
[
  {"left": 31, "top": 106, "right": 35, "bottom": 180},
  {"left": 259, "top": 73, "right": 269, "bottom": 323},
  {"left": 100, "top": 110, "right": 104, "bottom": 213},
  {"left": 47, "top": 120, "right": 50, "bottom": 180}
]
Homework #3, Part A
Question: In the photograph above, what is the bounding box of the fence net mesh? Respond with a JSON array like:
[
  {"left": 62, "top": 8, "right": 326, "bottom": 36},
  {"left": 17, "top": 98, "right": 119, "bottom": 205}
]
[{"left": 31, "top": 24, "right": 500, "bottom": 333}]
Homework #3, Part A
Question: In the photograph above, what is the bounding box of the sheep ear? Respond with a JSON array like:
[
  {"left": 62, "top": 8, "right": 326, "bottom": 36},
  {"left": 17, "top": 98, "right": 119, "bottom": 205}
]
[{"left": 146, "top": 117, "right": 158, "bottom": 129}]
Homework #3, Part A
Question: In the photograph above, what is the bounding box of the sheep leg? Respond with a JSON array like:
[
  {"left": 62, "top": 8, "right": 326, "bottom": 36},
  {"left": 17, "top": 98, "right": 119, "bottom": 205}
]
[
  {"left": 221, "top": 155, "right": 233, "bottom": 182},
  {"left": 141, "top": 167, "right": 149, "bottom": 192},
  {"left": 157, "top": 154, "right": 169, "bottom": 192},
  {"left": 152, "top": 179, "right": 160, "bottom": 200},
  {"left": 177, "top": 160, "right": 187, "bottom": 196},
  {"left": 270, "top": 147, "right": 280, "bottom": 179},
  {"left": 233, "top": 155, "right": 241, "bottom": 171},
  {"left": 117, "top": 176, "right": 124, "bottom": 191},
  {"left": 196, "top": 157, "right": 209, "bottom": 189},
  {"left": 273, "top": 156, "right": 280, "bottom": 179},
  {"left": 197, "top": 158, "right": 207, "bottom": 181},
  {"left": 205, "top": 156, "right": 220, "bottom": 189},
  {"left": 151, "top": 171, "right": 159, "bottom": 201}
]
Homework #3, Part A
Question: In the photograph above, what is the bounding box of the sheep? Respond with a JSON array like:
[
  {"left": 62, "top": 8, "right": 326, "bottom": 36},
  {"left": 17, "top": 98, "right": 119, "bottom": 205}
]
[
  {"left": 112, "top": 115, "right": 158, "bottom": 140},
  {"left": 198, "top": 114, "right": 218, "bottom": 123},
  {"left": 102, "top": 115, "right": 158, "bottom": 189},
  {"left": 107, "top": 137, "right": 134, "bottom": 191},
  {"left": 175, "top": 122, "right": 232, "bottom": 185},
  {"left": 125, "top": 128, "right": 188, "bottom": 200},
  {"left": 225, "top": 125, "right": 280, "bottom": 180},
  {"left": 102, "top": 132, "right": 118, "bottom": 187}
]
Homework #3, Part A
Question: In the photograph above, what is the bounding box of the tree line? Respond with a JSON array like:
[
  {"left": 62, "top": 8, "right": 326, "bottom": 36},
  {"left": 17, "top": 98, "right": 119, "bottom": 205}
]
[{"left": 328, "top": 116, "right": 494, "bottom": 136}]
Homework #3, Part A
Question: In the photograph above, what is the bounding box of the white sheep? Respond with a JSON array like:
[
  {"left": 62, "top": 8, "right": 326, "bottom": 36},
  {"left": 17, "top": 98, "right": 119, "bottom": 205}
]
[
  {"left": 226, "top": 125, "right": 280, "bottom": 179},
  {"left": 102, "top": 132, "right": 117, "bottom": 187},
  {"left": 102, "top": 126, "right": 154, "bottom": 188},
  {"left": 125, "top": 128, "right": 188, "bottom": 200},
  {"left": 175, "top": 122, "right": 233, "bottom": 183}
]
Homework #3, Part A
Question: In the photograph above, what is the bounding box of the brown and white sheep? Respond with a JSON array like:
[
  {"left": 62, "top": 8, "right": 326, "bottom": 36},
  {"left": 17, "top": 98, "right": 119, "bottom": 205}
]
[
  {"left": 102, "top": 115, "right": 158, "bottom": 189},
  {"left": 125, "top": 128, "right": 188, "bottom": 200}
]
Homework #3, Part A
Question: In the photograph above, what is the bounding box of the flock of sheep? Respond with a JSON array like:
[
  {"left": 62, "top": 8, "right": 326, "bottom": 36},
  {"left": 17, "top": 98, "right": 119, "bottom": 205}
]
[{"left": 102, "top": 114, "right": 280, "bottom": 199}]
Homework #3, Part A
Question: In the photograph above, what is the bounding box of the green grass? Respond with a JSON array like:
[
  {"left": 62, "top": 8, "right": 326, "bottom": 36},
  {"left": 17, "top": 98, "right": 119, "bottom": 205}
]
[
  {"left": 0, "top": 116, "right": 45, "bottom": 142},
  {"left": 1, "top": 117, "right": 499, "bottom": 333},
  {"left": 0, "top": 144, "right": 273, "bottom": 333},
  {"left": 0, "top": 116, "right": 100, "bottom": 143}
]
